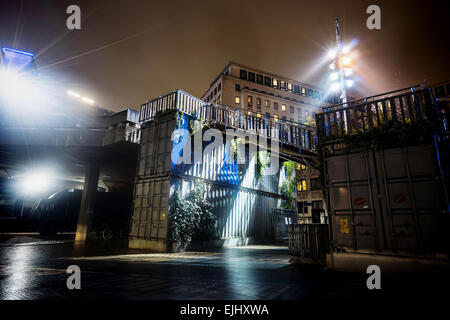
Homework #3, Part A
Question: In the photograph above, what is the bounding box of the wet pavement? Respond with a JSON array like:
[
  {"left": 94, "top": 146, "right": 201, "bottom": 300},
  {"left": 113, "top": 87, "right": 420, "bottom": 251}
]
[{"left": 0, "top": 234, "right": 449, "bottom": 300}]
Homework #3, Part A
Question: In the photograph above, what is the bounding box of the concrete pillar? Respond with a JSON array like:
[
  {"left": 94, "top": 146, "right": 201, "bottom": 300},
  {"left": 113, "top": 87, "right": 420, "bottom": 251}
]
[{"left": 75, "top": 162, "right": 100, "bottom": 242}]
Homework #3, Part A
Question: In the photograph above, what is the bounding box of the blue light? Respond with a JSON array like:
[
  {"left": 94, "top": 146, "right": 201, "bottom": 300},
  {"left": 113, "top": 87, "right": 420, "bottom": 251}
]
[{"left": 2, "top": 47, "right": 34, "bottom": 57}]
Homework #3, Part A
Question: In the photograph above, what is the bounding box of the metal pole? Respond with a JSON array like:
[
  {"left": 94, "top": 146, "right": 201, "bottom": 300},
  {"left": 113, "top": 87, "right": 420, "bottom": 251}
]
[{"left": 334, "top": 17, "right": 348, "bottom": 131}]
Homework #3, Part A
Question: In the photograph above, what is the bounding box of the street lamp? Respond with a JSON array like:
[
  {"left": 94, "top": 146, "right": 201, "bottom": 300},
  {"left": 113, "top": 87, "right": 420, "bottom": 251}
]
[
  {"left": 326, "top": 18, "right": 357, "bottom": 131},
  {"left": 66, "top": 90, "right": 96, "bottom": 105}
]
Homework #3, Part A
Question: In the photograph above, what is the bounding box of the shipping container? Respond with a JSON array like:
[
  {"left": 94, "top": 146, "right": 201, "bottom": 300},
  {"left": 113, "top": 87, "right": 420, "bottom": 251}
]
[{"left": 324, "top": 144, "right": 449, "bottom": 254}]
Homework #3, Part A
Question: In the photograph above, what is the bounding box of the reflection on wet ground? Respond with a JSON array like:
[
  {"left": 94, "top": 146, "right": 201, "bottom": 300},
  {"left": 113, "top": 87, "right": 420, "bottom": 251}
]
[{"left": 0, "top": 234, "right": 449, "bottom": 300}]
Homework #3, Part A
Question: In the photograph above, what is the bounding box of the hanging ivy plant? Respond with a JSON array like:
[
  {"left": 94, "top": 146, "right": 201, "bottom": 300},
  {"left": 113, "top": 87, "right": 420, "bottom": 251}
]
[
  {"left": 189, "top": 118, "right": 209, "bottom": 136},
  {"left": 168, "top": 180, "right": 217, "bottom": 243},
  {"left": 256, "top": 150, "right": 271, "bottom": 181},
  {"left": 230, "top": 137, "right": 245, "bottom": 162},
  {"left": 280, "top": 161, "right": 297, "bottom": 210}
]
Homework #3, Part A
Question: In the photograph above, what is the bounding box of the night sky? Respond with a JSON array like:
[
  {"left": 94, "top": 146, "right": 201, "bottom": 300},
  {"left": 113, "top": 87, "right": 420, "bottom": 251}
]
[{"left": 1, "top": 0, "right": 449, "bottom": 112}]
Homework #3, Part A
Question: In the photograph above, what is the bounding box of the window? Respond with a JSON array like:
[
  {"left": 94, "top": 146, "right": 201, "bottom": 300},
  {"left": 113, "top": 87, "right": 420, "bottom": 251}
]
[
  {"left": 235, "top": 84, "right": 240, "bottom": 91},
  {"left": 247, "top": 96, "right": 252, "bottom": 105},
  {"left": 273, "top": 114, "right": 279, "bottom": 121},
  {"left": 281, "top": 104, "right": 286, "bottom": 111},
  {"left": 297, "top": 179, "right": 307, "bottom": 192},
  {"left": 272, "top": 79, "right": 278, "bottom": 88},
  {"left": 301, "top": 87, "right": 306, "bottom": 96},
  {"left": 265, "top": 100, "right": 270, "bottom": 108},
  {"left": 290, "top": 106, "right": 294, "bottom": 113},
  {"left": 274, "top": 102, "right": 279, "bottom": 110},
  {"left": 307, "top": 88, "right": 313, "bottom": 97},
  {"left": 217, "top": 95, "right": 222, "bottom": 104},
  {"left": 257, "top": 74, "right": 263, "bottom": 84},
  {"left": 294, "top": 85, "right": 300, "bottom": 94},
  {"left": 297, "top": 201, "right": 308, "bottom": 214},
  {"left": 240, "top": 69, "right": 247, "bottom": 80},
  {"left": 235, "top": 96, "right": 240, "bottom": 104},
  {"left": 297, "top": 108, "right": 302, "bottom": 121},
  {"left": 282, "top": 116, "right": 287, "bottom": 122},
  {"left": 265, "top": 112, "right": 270, "bottom": 119},
  {"left": 290, "top": 118, "right": 294, "bottom": 122},
  {"left": 256, "top": 98, "right": 261, "bottom": 106},
  {"left": 210, "top": 92, "right": 213, "bottom": 100},
  {"left": 287, "top": 83, "right": 293, "bottom": 92},
  {"left": 280, "top": 81, "right": 286, "bottom": 90},
  {"left": 305, "top": 110, "right": 310, "bottom": 120},
  {"left": 310, "top": 178, "right": 321, "bottom": 191},
  {"left": 214, "top": 87, "right": 217, "bottom": 95},
  {"left": 296, "top": 163, "right": 307, "bottom": 170},
  {"left": 264, "top": 76, "right": 271, "bottom": 87},
  {"left": 218, "top": 83, "right": 221, "bottom": 91},
  {"left": 257, "top": 113, "right": 261, "bottom": 118},
  {"left": 248, "top": 72, "right": 255, "bottom": 82}
]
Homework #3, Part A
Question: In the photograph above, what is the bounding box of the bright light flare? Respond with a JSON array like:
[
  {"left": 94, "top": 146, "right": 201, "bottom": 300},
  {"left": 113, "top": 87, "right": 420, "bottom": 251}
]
[
  {"left": 330, "top": 82, "right": 340, "bottom": 92},
  {"left": 329, "top": 63, "right": 336, "bottom": 70},
  {"left": 67, "top": 90, "right": 81, "bottom": 98},
  {"left": 0, "top": 69, "right": 40, "bottom": 104},
  {"left": 81, "top": 97, "right": 95, "bottom": 105},
  {"left": 329, "top": 72, "right": 339, "bottom": 81},
  {"left": 327, "top": 49, "right": 337, "bottom": 60},
  {"left": 342, "top": 56, "right": 352, "bottom": 66},
  {"left": 18, "top": 170, "right": 54, "bottom": 195},
  {"left": 346, "top": 79, "right": 354, "bottom": 88},
  {"left": 344, "top": 68, "right": 353, "bottom": 77}
]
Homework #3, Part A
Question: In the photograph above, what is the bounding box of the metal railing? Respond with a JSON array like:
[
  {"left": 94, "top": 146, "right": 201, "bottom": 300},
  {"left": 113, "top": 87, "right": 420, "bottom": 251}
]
[
  {"left": 316, "top": 81, "right": 450, "bottom": 142},
  {"left": 288, "top": 223, "right": 330, "bottom": 264},
  {"left": 139, "top": 89, "right": 318, "bottom": 153}
]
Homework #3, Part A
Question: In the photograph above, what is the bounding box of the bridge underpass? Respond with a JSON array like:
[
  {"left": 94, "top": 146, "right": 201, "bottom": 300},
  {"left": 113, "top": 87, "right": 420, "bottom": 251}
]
[{"left": 0, "top": 109, "right": 140, "bottom": 237}]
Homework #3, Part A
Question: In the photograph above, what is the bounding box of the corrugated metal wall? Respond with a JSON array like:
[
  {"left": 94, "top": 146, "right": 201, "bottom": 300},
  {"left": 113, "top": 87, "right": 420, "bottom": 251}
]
[
  {"left": 325, "top": 144, "right": 449, "bottom": 254},
  {"left": 129, "top": 110, "right": 288, "bottom": 249}
]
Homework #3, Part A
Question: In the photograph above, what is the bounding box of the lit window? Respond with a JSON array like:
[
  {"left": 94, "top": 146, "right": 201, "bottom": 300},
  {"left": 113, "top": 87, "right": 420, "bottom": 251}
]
[
  {"left": 247, "top": 96, "right": 252, "bottom": 104},
  {"left": 287, "top": 83, "right": 293, "bottom": 92},
  {"left": 217, "top": 95, "right": 222, "bottom": 103},
  {"left": 257, "top": 113, "right": 261, "bottom": 118},
  {"left": 301, "top": 87, "right": 306, "bottom": 96},
  {"left": 235, "top": 96, "right": 240, "bottom": 104},
  {"left": 297, "top": 179, "right": 307, "bottom": 191},
  {"left": 280, "top": 81, "right": 285, "bottom": 90},
  {"left": 274, "top": 114, "right": 279, "bottom": 121},
  {"left": 256, "top": 98, "right": 261, "bottom": 106},
  {"left": 296, "top": 163, "right": 307, "bottom": 170},
  {"left": 282, "top": 104, "right": 286, "bottom": 111},
  {"left": 273, "top": 79, "right": 278, "bottom": 87},
  {"left": 265, "top": 100, "right": 270, "bottom": 108}
]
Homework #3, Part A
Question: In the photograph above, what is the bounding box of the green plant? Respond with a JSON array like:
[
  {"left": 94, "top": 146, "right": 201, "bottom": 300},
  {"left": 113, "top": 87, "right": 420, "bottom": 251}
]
[
  {"left": 187, "top": 181, "right": 216, "bottom": 241},
  {"left": 280, "top": 161, "right": 297, "bottom": 210},
  {"left": 256, "top": 150, "right": 271, "bottom": 181},
  {"left": 168, "top": 190, "right": 194, "bottom": 243},
  {"left": 189, "top": 118, "right": 208, "bottom": 136},
  {"left": 168, "top": 180, "right": 217, "bottom": 243},
  {"left": 230, "top": 137, "right": 245, "bottom": 161}
]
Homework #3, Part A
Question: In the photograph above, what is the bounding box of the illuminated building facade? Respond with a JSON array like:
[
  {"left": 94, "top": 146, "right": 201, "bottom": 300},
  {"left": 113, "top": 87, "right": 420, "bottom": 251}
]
[{"left": 201, "top": 62, "right": 335, "bottom": 222}]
